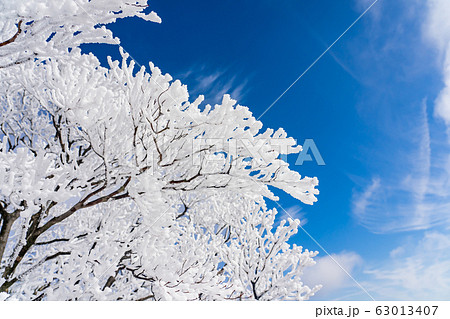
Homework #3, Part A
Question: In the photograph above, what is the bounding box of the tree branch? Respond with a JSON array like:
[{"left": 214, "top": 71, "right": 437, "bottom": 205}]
[
  {"left": 0, "top": 205, "right": 23, "bottom": 263},
  {"left": 1, "top": 178, "right": 131, "bottom": 286},
  {"left": 0, "top": 20, "right": 23, "bottom": 47}
]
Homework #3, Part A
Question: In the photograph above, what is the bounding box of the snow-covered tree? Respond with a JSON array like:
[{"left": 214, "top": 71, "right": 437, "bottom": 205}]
[{"left": 0, "top": 0, "right": 320, "bottom": 300}]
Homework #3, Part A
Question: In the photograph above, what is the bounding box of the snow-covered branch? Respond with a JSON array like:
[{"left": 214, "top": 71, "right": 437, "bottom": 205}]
[{"left": 0, "top": 0, "right": 320, "bottom": 300}]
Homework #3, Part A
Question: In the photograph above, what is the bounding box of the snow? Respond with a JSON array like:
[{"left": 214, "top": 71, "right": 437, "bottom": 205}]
[{"left": 0, "top": 0, "right": 319, "bottom": 300}]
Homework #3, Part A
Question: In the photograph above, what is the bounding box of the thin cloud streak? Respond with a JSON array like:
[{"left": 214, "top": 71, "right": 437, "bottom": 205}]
[
  {"left": 328, "top": 51, "right": 362, "bottom": 83},
  {"left": 335, "top": 232, "right": 450, "bottom": 300},
  {"left": 363, "top": 231, "right": 450, "bottom": 300},
  {"left": 352, "top": 103, "right": 450, "bottom": 233},
  {"left": 350, "top": 0, "right": 450, "bottom": 233},
  {"left": 277, "top": 205, "right": 308, "bottom": 226},
  {"left": 177, "top": 64, "right": 249, "bottom": 104},
  {"left": 303, "top": 251, "right": 364, "bottom": 300},
  {"left": 424, "top": 0, "right": 450, "bottom": 126}
]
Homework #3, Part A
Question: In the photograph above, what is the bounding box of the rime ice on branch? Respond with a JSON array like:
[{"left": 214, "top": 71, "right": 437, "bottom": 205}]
[{"left": 0, "top": 0, "right": 320, "bottom": 300}]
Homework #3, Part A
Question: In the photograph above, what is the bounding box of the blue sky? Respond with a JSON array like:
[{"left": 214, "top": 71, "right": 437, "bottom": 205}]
[{"left": 83, "top": 0, "right": 450, "bottom": 300}]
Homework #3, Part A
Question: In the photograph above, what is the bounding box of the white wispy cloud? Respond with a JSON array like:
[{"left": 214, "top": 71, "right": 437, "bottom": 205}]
[
  {"left": 302, "top": 251, "right": 363, "bottom": 299},
  {"left": 176, "top": 64, "right": 249, "bottom": 104},
  {"left": 278, "top": 205, "right": 307, "bottom": 226},
  {"left": 329, "top": 232, "right": 450, "bottom": 300},
  {"left": 350, "top": 0, "right": 450, "bottom": 233},
  {"left": 354, "top": 0, "right": 383, "bottom": 22},
  {"left": 352, "top": 177, "right": 380, "bottom": 225},
  {"left": 344, "top": 0, "right": 450, "bottom": 299},
  {"left": 424, "top": 0, "right": 450, "bottom": 126},
  {"left": 196, "top": 71, "right": 223, "bottom": 90},
  {"left": 364, "top": 231, "right": 450, "bottom": 300},
  {"left": 352, "top": 102, "right": 450, "bottom": 232}
]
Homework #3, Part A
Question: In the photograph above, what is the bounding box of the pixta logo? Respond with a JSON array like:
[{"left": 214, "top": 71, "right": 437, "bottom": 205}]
[
  {"left": 296, "top": 139, "right": 325, "bottom": 166},
  {"left": 190, "top": 137, "right": 325, "bottom": 168}
]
